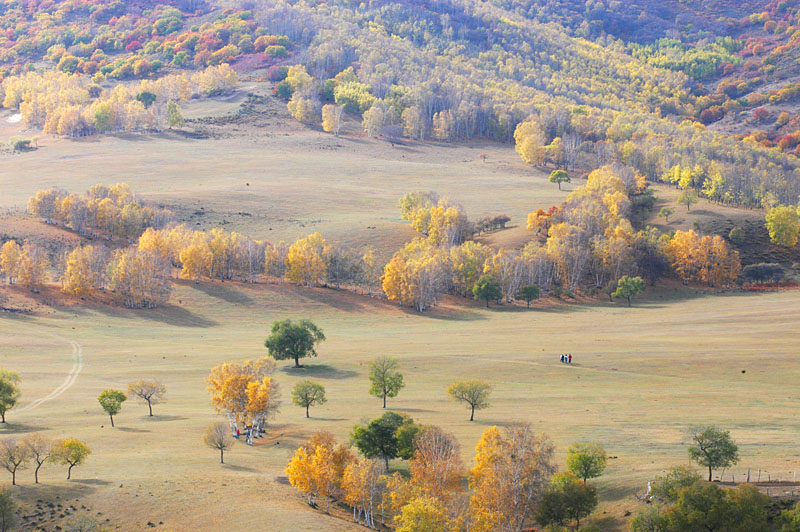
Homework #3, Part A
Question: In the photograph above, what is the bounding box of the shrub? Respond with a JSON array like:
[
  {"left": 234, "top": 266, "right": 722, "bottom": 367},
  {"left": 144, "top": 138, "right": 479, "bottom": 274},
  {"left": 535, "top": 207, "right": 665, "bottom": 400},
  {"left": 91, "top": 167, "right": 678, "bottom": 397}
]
[
  {"left": 728, "top": 226, "right": 745, "bottom": 245},
  {"left": 742, "top": 263, "right": 785, "bottom": 284}
]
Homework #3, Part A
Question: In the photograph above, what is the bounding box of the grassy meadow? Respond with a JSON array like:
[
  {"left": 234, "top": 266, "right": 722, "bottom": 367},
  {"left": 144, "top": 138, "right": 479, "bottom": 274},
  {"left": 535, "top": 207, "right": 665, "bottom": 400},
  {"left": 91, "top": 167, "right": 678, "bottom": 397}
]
[
  {"left": 1, "top": 81, "right": 799, "bottom": 531},
  {"left": 0, "top": 283, "right": 799, "bottom": 531}
]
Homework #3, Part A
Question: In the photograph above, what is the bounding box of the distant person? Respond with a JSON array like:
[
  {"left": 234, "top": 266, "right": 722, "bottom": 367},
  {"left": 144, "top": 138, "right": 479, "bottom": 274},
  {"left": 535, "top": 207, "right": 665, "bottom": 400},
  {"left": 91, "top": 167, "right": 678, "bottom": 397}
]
[
  {"left": 568, "top": 354, "right": 572, "bottom": 364},
  {"left": 560, "top": 354, "right": 565, "bottom": 363}
]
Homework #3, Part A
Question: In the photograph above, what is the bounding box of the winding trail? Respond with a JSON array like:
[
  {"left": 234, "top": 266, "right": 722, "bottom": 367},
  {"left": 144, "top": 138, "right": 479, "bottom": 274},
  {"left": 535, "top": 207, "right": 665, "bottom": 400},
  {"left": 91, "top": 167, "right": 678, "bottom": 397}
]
[{"left": 12, "top": 327, "right": 84, "bottom": 414}]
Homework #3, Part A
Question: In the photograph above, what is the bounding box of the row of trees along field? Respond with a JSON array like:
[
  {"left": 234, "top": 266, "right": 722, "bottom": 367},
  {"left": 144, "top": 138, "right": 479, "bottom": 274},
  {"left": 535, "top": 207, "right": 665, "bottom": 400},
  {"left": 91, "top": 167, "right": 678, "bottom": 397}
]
[
  {"left": 0, "top": 64, "right": 236, "bottom": 136},
  {"left": 13, "top": 168, "right": 742, "bottom": 311}
]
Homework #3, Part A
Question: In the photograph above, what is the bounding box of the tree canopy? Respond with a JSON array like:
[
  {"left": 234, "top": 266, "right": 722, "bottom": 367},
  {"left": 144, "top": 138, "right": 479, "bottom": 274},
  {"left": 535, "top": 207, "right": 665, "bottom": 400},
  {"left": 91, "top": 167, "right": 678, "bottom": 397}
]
[
  {"left": 688, "top": 425, "right": 739, "bottom": 482},
  {"left": 368, "top": 356, "right": 405, "bottom": 409},
  {"left": 264, "top": 319, "right": 325, "bottom": 368}
]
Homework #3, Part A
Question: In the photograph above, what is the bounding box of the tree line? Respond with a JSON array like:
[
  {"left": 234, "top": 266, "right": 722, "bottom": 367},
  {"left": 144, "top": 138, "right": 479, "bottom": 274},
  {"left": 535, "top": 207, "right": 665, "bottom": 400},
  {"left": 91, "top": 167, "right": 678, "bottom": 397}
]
[{"left": 0, "top": 64, "right": 236, "bottom": 136}]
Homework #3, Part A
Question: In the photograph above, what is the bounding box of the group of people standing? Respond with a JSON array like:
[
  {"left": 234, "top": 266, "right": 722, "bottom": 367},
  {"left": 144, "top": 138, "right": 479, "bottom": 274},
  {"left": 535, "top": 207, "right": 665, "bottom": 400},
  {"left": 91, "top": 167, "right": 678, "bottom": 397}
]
[{"left": 560, "top": 354, "right": 572, "bottom": 364}]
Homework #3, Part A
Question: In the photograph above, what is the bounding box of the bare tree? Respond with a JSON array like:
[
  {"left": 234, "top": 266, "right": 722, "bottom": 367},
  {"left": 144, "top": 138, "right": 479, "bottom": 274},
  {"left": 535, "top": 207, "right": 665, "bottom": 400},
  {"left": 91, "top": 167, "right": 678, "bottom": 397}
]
[
  {"left": 21, "top": 433, "right": 51, "bottom": 484},
  {"left": 204, "top": 422, "right": 234, "bottom": 464},
  {"left": 0, "top": 439, "right": 29, "bottom": 485},
  {"left": 127, "top": 380, "right": 167, "bottom": 416}
]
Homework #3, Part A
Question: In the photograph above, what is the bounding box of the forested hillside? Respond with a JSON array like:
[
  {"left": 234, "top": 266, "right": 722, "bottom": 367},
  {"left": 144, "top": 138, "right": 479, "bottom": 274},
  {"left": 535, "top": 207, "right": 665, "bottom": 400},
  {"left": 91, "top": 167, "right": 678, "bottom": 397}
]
[{"left": 5, "top": 0, "right": 800, "bottom": 206}]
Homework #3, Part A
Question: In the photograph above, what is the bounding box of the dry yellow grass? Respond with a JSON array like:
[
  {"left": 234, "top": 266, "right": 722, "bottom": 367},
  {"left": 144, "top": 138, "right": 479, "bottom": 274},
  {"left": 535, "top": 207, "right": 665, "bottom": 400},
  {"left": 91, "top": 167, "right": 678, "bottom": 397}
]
[{"left": 0, "top": 282, "right": 799, "bottom": 531}]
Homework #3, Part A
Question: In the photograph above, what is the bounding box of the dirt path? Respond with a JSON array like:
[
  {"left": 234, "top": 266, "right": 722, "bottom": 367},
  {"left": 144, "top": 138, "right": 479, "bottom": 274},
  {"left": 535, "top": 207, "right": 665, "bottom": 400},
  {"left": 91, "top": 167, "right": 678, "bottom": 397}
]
[{"left": 15, "top": 331, "right": 83, "bottom": 414}]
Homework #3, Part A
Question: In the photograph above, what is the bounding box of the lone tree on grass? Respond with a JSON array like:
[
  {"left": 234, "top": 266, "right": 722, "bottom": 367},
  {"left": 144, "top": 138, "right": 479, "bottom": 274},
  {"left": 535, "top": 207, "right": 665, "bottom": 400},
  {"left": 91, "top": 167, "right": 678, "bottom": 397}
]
[
  {"left": 368, "top": 356, "right": 405, "bottom": 408},
  {"left": 518, "top": 284, "right": 540, "bottom": 308},
  {"left": 98, "top": 389, "right": 126, "bottom": 427},
  {"left": 566, "top": 442, "right": 608, "bottom": 483},
  {"left": 264, "top": 319, "right": 325, "bottom": 368},
  {"left": 688, "top": 425, "right": 739, "bottom": 482},
  {"left": 351, "top": 411, "right": 417, "bottom": 470},
  {"left": 549, "top": 169, "right": 571, "bottom": 191},
  {"left": 677, "top": 189, "right": 699, "bottom": 211},
  {"left": 447, "top": 380, "right": 491, "bottom": 421},
  {"left": 127, "top": 380, "right": 166, "bottom": 417},
  {"left": 0, "top": 439, "right": 29, "bottom": 486},
  {"left": 50, "top": 438, "right": 90, "bottom": 480},
  {"left": 659, "top": 207, "right": 675, "bottom": 223},
  {"left": 473, "top": 274, "right": 502, "bottom": 308},
  {"left": 291, "top": 380, "right": 327, "bottom": 418},
  {"left": 21, "top": 433, "right": 50, "bottom": 484},
  {"left": 204, "top": 422, "right": 234, "bottom": 464},
  {"left": 0, "top": 370, "right": 21, "bottom": 424},
  {"left": 613, "top": 275, "right": 645, "bottom": 307}
]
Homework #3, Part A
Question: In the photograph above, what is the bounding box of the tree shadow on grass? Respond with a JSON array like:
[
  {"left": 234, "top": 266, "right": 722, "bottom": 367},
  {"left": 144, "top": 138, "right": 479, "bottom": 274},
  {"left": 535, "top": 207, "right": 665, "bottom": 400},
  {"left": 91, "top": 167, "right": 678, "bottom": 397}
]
[
  {"left": 11, "top": 482, "right": 98, "bottom": 502},
  {"left": 280, "top": 363, "right": 357, "bottom": 380},
  {"left": 0, "top": 422, "right": 45, "bottom": 434},
  {"left": 142, "top": 415, "right": 188, "bottom": 422},
  {"left": 92, "top": 303, "right": 217, "bottom": 328},
  {"left": 115, "top": 427, "right": 151, "bottom": 433},
  {"left": 222, "top": 464, "right": 260, "bottom": 473},
  {"left": 395, "top": 407, "right": 437, "bottom": 414},
  {"left": 70, "top": 478, "right": 113, "bottom": 486},
  {"left": 190, "top": 281, "right": 253, "bottom": 305},
  {"left": 292, "top": 287, "right": 371, "bottom": 313},
  {"left": 401, "top": 306, "right": 486, "bottom": 321},
  {"left": 599, "top": 483, "right": 637, "bottom": 503}
]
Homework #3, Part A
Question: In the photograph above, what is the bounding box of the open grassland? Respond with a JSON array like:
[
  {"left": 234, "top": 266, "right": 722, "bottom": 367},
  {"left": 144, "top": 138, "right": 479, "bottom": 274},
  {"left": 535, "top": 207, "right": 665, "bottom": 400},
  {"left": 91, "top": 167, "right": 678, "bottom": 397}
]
[{"left": 0, "top": 283, "right": 799, "bottom": 531}]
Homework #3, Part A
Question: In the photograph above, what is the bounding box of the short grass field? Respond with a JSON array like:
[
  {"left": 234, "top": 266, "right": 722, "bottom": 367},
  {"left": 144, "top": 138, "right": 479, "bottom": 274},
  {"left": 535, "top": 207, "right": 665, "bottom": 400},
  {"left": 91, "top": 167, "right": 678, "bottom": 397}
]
[
  {"left": 1, "top": 81, "right": 799, "bottom": 531},
  {"left": 0, "top": 284, "right": 799, "bottom": 531}
]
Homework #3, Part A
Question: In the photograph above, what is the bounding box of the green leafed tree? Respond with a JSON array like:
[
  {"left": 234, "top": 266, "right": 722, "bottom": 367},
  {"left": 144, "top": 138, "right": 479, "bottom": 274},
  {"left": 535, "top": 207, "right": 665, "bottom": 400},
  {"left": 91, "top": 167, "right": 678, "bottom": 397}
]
[
  {"left": 264, "top": 319, "right": 325, "bottom": 368},
  {"left": 166, "top": 100, "right": 184, "bottom": 129},
  {"left": 446, "top": 380, "right": 491, "bottom": 421},
  {"left": 518, "top": 284, "right": 540, "bottom": 308},
  {"left": 677, "top": 189, "right": 699, "bottom": 211},
  {"left": 566, "top": 442, "right": 608, "bottom": 483},
  {"left": 0, "top": 370, "right": 21, "bottom": 424},
  {"left": 350, "top": 411, "right": 417, "bottom": 470},
  {"left": 97, "top": 389, "right": 126, "bottom": 427},
  {"left": 291, "top": 380, "right": 327, "bottom": 418},
  {"left": 688, "top": 425, "right": 739, "bottom": 482},
  {"left": 535, "top": 472, "right": 598, "bottom": 528},
  {"left": 368, "top": 356, "right": 405, "bottom": 408},
  {"left": 549, "top": 169, "right": 571, "bottom": 191},
  {"left": 659, "top": 206, "right": 675, "bottom": 223},
  {"left": 612, "top": 275, "right": 645, "bottom": 306},
  {"left": 472, "top": 274, "right": 502, "bottom": 308}
]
